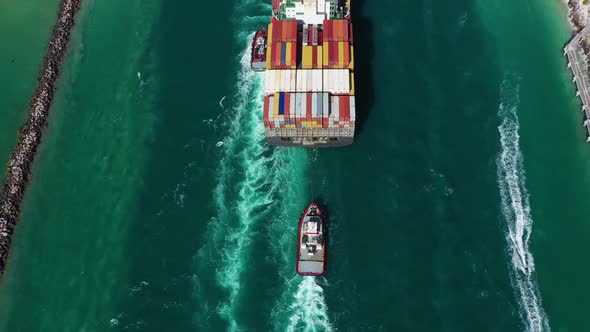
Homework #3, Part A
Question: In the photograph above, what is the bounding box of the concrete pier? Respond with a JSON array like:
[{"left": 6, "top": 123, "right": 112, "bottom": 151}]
[
  {"left": 0, "top": 0, "right": 81, "bottom": 275},
  {"left": 565, "top": 24, "right": 590, "bottom": 141}
]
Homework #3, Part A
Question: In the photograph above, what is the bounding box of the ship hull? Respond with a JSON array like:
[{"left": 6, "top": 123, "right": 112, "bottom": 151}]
[{"left": 267, "top": 136, "right": 353, "bottom": 148}]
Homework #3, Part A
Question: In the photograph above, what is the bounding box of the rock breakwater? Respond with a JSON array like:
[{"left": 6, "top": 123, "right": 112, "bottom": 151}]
[{"left": 0, "top": 0, "right": 81, "bottom": 275}]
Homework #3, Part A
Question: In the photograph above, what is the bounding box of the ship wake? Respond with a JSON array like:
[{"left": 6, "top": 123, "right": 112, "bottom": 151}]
[
  {"left": 278, "top": 277, "right": 334, "bottom": 332},
  {"left": 496, "top": 76, "right": 551, "bottom": 332}
]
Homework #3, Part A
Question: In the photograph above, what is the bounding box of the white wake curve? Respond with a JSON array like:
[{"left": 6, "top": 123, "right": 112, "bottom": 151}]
[{"left": 496, "top": 77, "right": 551, "bottom": 332}]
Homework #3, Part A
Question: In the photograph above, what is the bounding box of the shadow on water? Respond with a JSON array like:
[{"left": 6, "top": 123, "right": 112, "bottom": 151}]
[{"left": 351, "top": 0, "right": 375, "bottom": 137}]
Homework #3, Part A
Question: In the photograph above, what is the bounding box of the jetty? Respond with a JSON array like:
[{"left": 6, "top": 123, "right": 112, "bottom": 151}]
[
  {"left": 565, "top": 24, "right": 590, "bottom": 141},
  {"left": 0, "top": 0, "right": 81, "bottom": 275}
]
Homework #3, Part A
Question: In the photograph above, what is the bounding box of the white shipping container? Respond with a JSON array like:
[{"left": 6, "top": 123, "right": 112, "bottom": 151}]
[
  {"left": 318, "top": 69, "right": 323, "bottom": 92},
  {"left": 332, "top": 95, "right": 340, "bottom": 121},
  {"left": 292, "top": 70, "right": 297, "bottom": 92},
  {"left": 281, "top": 70, "right": 289, "bottom": 92},
  {"left": 268, "top": 96, "right": 274, "bottom": 121},
  {"left": 323, "top": 92, "right": 329, "bottom": 119},
  {"left": 290, "top": 92, "right": 295, "bottom": 119},
  {"left": 307, "top": 70, "right": 313, "bottom": 92},
  {"left": 265, "top": 71, "right": 275, "bottom": 95},
  {"left": 350, "top": 96, "right": 356, "bottom": 119},
  {"left": 312, "top": 93, "right": 317, "bottom": 118},
  {"left": 301, "top": 92, "right": 308, "bottom": 118},
  {"left": 295, "top": 93, "right": 301, "bottom": 119},
  {"left": 283, "top": 71, "right": 289, "bottom": 92},
  {"left": 275, "top": 70, "right": 281, "bottom": 92},
  {"left": 316, "top": 92, "right": 323, "bottom": 117},
  {"left": 343, "top": 70, "right": 350, "bottom": 93}
]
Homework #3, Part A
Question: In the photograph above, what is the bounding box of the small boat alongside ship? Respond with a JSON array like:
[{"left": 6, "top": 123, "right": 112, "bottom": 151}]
[
  {"left": 251, "top": 29, "right": 267, "bottom": 72},
  {"left": 296, "top": 202, "right": 326, "bottom": 276}
]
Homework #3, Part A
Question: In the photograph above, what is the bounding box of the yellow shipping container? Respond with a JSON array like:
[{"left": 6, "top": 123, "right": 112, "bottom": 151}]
[
  {"left": 338, "top": 42, "right": 345, "bottom": 68},
  {"left": 273, "top": 93, "right": 280, "bottom": 116},
  {"left": 286, "top": 42, "right": 292, "bottom": 67},
  {"left": 350, "top": 72, "right": 355, "bottom": 95},
  {"left": 268, "top": 23, "right": 273, "bottom": 42},
  {"left": 302, "top": 46, "right": 313, "bottom": 69},
  {"left": 317, "top": 46, "right": 323, "bottom": 68},
  {"left": 266, "top": 43, "right": 273, "bottom": 70},
  {"left": 349, "top": 45, "right": 354, "bottom": 70},
  {"left": 266, "top": 23, "right": 274, "bottom": 69}
]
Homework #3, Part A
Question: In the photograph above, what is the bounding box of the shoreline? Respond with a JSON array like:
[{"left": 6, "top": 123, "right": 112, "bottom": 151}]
[
  {"left": 0, "top": 0, "right": 81, "bottom": 275},
  {"left": 565, "top": 1, "right": 590, "bottom": 71}
]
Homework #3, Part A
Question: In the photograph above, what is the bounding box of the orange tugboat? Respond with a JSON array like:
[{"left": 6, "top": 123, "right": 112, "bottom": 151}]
[{"left": 296, "top": 202, "right": 326, "bottom": 276}]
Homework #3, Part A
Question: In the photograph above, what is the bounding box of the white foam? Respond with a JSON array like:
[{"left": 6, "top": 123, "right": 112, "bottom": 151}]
[
  {"left": 496, "top": 76, "right": 551, "bottom": 332},
  {"left": 283, "top": 277, "right": 333, "bottom": 332}
]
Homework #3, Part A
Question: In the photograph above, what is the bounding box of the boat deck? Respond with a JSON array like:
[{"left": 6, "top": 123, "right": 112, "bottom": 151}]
[{"left": 297, "top": 211, "right": 325, "bottom": 275}]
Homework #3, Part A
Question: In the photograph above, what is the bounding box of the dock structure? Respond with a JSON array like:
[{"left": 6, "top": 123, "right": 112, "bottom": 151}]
[{"left": 565, "top": 24, "right": 590, "bottom": 141}]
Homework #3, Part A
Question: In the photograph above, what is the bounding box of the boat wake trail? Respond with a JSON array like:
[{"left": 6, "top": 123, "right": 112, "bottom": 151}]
[
  {"left": 277, "top": 277, "right": 334, "bottom": 332},
  {"left": 496, "top": 77, "right": 551, "bottom": 332},
  {"left": 211, "top": 36, "right": 276, "bottom": 331}
]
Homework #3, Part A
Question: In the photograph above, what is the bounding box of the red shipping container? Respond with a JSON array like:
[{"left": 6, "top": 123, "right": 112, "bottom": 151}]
[
  {"left": 343, "top": 42, "right": 350, "bottom": 67},
  {"left": 272, "top": 0, "right": 280, "bottom": 10},
  {"left": 284, "top": 93, "right": 291, "bottom": 120},
  {"left": 340, "top": 96, "right": 350, "bottom": 120},
  {"left": 349, "top": 22, "right": 354, "bottom": 44},
  {"left": 283, "top": 21, "right": 289, "bottom": 41},
  {"left": 274, "top": 22, "right": 282, "bottom": 42},
  {"left": 273, "top": 42, "right": 280, "bottom": 68},
  {"left": 342, "top": 20, "right": 349, "bottom": 41},
  {"left": 330, "top": 42, "right": 337, "bottom": 67},
  {"left": 312, "top": 46, "right": 317, "bottom": 68},
  {"left": 308, "top": 26, "right": 313, "bottom": 45},
  {"left": 263, "top": 96, "right": 270, "bottom": 125},
  {"left": 323, "top": 20, "right": 331, "bottom": 41}
]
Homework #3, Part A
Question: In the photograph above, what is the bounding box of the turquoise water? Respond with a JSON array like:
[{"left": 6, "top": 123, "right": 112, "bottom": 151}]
[
  {"left": 0, "top": 0, "right": 59, "bottom": 177},
  {"left": 0, "top": 0, "right": 589, "bottom": 331}
]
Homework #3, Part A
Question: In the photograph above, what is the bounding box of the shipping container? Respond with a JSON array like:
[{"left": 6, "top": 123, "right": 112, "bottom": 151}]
[
  {"left": 348, "top": 45, "right": 354, "bottom": 70},
  {"left": 290, "top": 92, "right": 296, "bottom": 120},
  {"left": 306, "top": 93, "right": 312, "bottom": 119},
  {"left": 340, "top": 95, "right": 350, "bottom": 120},
  {"left": 302, "top": 46, "right": 313, "bottom": 69},
  {"left": 350, "top": 72, "right": 355, "bottom": 95},
  {"left": 263, "top": 95, "right": 270, "bottom": 125},
  {"left": 273, "top": 92, "right": 279, "bottom": 116},
  {"left": 268, "top": 95, "right": 275, "bottom": 121},
  {"left": 322, "top": 40, "right": 330, "bottom": 68},
  {"left": 350, "top": 96, "right": 356, "bottom": 120}
]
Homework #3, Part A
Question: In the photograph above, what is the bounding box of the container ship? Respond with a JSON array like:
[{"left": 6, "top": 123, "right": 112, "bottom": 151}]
[
  {"left": 251, "top": 0, "right": 356, "bottom": 147},
  {"left": 296, "top": 202, "right": 326, "bottom": 275}
]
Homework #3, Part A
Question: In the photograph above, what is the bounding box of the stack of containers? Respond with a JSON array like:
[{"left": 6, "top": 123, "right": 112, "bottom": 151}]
[
  {"left": 266, "top": 20, "right": 298, "bottom": 69},
  {"left": 295, "top": 70, "right": 322, "bottom": 92},
  {"left": 323, "top": 69, "right": 350, "bottom": 94},
  {"left": 301, "top": 46, "right": 323, "bottom": 69},
  {"left": 327, "top": 95, "right": 356, "bottom": 128},
  {"left": 322, "top": 19, "right": 351, "bottom": 69}
]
